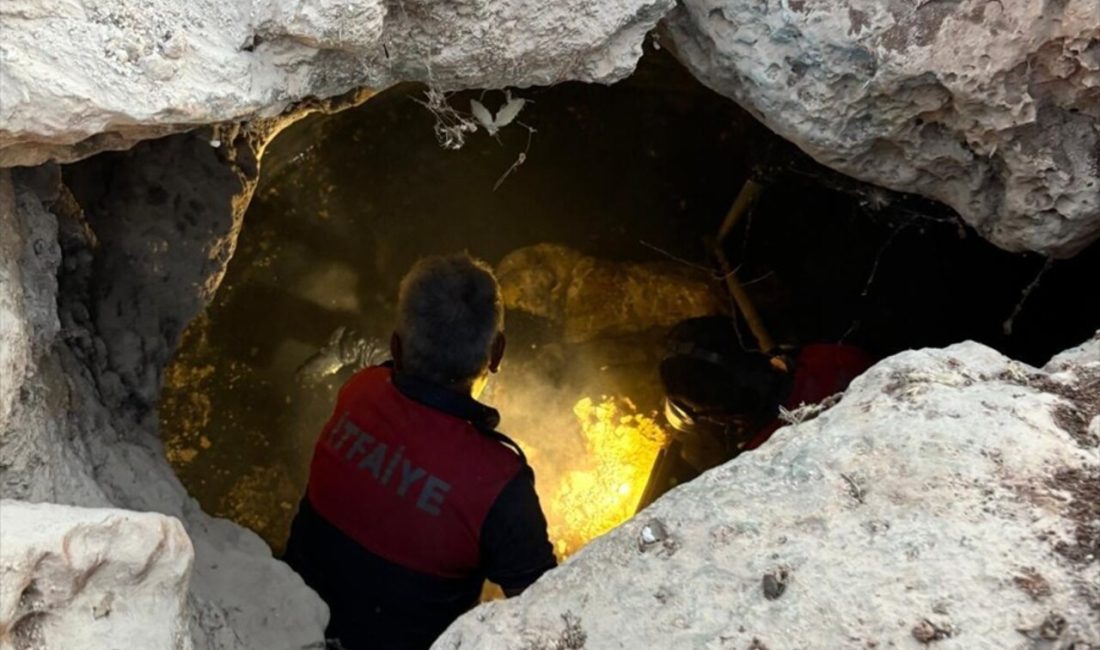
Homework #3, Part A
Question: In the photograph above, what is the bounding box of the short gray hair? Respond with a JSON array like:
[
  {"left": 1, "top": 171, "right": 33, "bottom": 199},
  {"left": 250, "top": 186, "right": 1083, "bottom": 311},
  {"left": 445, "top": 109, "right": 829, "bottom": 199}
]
[{"left": 397, "top": 253, "right": 504, "bottom": 385}]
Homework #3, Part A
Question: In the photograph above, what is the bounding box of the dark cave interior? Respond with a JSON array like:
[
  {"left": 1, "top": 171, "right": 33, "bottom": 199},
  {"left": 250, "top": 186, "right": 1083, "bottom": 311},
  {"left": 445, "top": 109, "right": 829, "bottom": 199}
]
[{"left": 155, "top": 46, "right": 1100, "bottom": 556}]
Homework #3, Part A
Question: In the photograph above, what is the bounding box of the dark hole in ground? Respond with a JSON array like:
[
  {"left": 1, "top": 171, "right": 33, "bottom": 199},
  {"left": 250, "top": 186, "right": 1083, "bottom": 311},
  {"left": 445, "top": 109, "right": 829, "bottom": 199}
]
[{"left": 157, "top": 45, "right": 1100, "bottom": 555}]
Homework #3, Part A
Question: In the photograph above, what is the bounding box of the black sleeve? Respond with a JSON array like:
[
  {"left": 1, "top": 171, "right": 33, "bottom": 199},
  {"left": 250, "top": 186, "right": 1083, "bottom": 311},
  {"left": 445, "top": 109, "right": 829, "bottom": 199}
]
[{"left": 480, "top": 465, "right": 557, "bottom": 596}]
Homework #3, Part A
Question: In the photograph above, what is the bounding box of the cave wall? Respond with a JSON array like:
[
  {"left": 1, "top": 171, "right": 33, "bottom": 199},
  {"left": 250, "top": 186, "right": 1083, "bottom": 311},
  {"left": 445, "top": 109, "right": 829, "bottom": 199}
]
[{"left": 0, "top": 128, "right": 329, "bottom": 648}]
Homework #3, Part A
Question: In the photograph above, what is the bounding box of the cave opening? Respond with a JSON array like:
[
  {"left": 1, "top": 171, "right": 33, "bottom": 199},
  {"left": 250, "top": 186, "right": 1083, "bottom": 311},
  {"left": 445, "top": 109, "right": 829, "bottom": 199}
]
[{"left": 157, "top": 46, "right": 1100, "bottom": 563}]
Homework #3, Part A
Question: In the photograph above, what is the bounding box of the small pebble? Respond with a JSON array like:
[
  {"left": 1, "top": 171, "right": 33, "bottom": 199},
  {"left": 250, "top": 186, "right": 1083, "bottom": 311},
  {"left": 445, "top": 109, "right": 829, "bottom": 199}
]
[{"left": 762, "top": 569, "right": 788, "bottom": 600}]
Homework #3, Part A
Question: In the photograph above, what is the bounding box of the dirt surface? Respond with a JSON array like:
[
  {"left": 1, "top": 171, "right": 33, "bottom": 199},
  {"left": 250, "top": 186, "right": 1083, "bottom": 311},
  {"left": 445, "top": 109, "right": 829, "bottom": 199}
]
[
  {"left": 1031, "top": 366, "right": 1100, "bottom": 449},
  {"left": 1049, "top": 468, "right": 1100, "bottom": 566}
]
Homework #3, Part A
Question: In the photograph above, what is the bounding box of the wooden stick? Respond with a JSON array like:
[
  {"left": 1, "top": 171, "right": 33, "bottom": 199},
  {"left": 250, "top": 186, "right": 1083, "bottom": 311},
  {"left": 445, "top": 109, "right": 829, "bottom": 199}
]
[
  {"left": 716, "top": 248, "right": 776, "bottom": 355},
  {"left": 717, "top": 178, "right": 764, "bottom": 244},
  {"left": 714, "top": 179, "right": 775, "bottom": 355}
]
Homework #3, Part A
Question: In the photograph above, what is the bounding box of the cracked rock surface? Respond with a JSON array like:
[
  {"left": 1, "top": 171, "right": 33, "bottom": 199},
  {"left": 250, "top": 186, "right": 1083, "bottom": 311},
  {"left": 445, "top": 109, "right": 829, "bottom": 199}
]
[
  {"left": 0, "top": 0, "right": 673, "bottom": 166},
  {"left": 2, "top": 0, "right": 1097, "bottom": 255},
  {"left": 0, "top": 501, "right": 194, "bottom": 650},
  {"left": 664, "top": 0, "right": 1100, "bottom": 257},
  {"left": 0, "top": 130, "right": 329, "bottom": 649},
  {"left": 436, "top": 336, "right": 1100, "bottom": 649}
]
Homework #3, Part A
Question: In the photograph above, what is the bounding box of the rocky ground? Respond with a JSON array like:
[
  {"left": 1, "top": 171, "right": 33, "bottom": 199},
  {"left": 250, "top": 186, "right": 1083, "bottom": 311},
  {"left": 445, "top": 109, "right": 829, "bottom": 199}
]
[{"left": 436, "top": 336, "right": 1100, "bottom": 649}]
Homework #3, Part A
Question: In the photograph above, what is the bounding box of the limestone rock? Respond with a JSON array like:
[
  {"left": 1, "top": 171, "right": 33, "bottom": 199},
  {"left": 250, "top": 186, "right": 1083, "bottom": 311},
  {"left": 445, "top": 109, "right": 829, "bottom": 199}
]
[
  {"left": 4, "top": 0, "right": 1098, "bottom": 259},
  {"left": 0, "top": 0, "right": 673, "bottom": 166},
  {"left": 3, "top": 0, "right": 1099, "bottom": 259},
  {"left": 435, "top": 338, "right": 1100, "bottom": 648},
  {"left": 496, "top": 243, "right": 724, "bottom": 343},
  {"left": 1046, "top": 330, "right": 1100, "bottom": 373},
  {"left": 664, "top": 0, "right": 1100, "bottom": 257},
  {"left": 0, "top": 136, "right": 329, "bottom": 649},
  {"left": 0, "top": 501, "right": 193, "bottom": 650},
  {"left": 0, "top": 169, "right": 109, "bottom": 507}
]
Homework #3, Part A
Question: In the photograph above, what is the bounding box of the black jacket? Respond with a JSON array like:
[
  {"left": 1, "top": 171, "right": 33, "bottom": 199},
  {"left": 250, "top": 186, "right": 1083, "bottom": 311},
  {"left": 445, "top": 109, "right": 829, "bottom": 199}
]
[{"left": 283, "top": 366, "right": 556, "bottom": 649}]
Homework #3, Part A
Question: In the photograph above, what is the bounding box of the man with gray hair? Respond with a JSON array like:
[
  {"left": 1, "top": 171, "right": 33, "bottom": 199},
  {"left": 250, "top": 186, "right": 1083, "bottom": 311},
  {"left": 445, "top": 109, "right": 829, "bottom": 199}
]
[{"left": 284, "top": 253, "right": 557, "bottom": 650}]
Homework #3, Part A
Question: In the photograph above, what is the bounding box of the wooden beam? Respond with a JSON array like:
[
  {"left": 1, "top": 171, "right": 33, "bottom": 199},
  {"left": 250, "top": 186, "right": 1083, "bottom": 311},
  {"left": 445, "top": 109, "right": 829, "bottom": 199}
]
[
  {"left": 716, "top": 178, "right": 764, "bottom": 244},
  {"left": 714, "top": 179, "right": 775, "bottom": 355}
]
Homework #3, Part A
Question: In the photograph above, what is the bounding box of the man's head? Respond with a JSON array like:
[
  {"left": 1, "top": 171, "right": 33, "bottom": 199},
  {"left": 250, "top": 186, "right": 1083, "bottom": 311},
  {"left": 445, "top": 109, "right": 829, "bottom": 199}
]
[
  {"left": 660, "top": 316, "right": 791, "bottom": 438},
  {"left": 392, "top": 253, "right": 506, "bottom": 391}
]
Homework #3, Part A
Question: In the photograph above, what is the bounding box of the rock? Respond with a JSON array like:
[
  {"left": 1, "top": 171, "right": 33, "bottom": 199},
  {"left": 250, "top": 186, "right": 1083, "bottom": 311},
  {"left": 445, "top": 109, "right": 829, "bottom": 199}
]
[
  {"left": 0, "top": 500, "right": 193, "bottom": 650},
  {"left": 911, "top": 619, "right": 953, "bottom": 644},
  {"left": 664, "top": 0, "right": 1100, "bottom": 257},
  {"left": 761, "top": 568, "right": 788, "bottom": 601},
  {"left": 434, "top": 339, "right": 1100, "bottom": 649},
  {"left": 4, "top": 0, "right": 1099, "bottom": 258},
  {"left": 0, "top": 134, "right": 329, "bottom": 649},
  {"left": 1045, "top": 331, "right": 1100, "bottom": 373},
  {"left": 1042, "top": 331, "right": 1100, "bottom": 450},
  {"left": 0, "top": 170, "right": 108, "bottom": 507},
  {"left": 638, "top": 519, "right": 670, "bottom": 551},
  {"left": 496, "top": 243, "right": 723, "bottom": 342},
  {"left": 4, "top": 0, "right": 1097, "bottom": 258},
  {"left": 0, "top": 0, "right": 673, "bottom": 166}
]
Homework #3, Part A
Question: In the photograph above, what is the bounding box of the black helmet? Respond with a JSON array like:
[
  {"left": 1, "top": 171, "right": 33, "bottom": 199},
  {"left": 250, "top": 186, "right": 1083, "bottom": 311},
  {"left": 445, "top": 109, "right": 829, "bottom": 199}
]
[{"left": 659, "top": 316, "right": 789, "bottom": 442}]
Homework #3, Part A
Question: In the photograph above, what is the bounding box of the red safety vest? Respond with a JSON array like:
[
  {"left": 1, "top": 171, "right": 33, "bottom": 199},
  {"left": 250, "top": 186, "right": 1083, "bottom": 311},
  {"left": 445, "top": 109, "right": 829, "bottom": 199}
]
[
  {"left": 307, "top": 366, "right": 524, "bottom": 578},
  {"left": 743, "top": 343, "right": 874, "bottom": 450}
]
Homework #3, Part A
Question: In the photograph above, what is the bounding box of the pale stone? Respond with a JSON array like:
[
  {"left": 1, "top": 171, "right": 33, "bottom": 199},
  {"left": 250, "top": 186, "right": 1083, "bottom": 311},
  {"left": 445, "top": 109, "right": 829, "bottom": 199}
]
[
  {"left": 0, "top": 501, "right": 194, "bottom": 650},
  {"left": 0, "top": 136, "right": 330, "bottom": 650},
  {"left": 436, "top": 340, "right": 1100, "bottom": 648},
  {"left": 0, "top": 0, "right": 674, "bottom": 166},
  {"left": 664, "top": 0, "right": 1100, "bottom": 257}
]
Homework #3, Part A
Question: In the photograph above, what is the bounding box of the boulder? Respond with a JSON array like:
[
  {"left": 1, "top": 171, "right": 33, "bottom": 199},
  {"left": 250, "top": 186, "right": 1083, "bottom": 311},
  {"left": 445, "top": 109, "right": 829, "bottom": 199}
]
[
  {"left": 0, "top": 0, "right": 673, "bottom": 166},
  {"left": 0, "top": 139, "right": 329, "bottom": 649},
  {"left": 435, "top": 335, "right": 1100, "bottom": 649},
  {"left": 496, "top": 243, "right": 724, "bottom": 343},
  {"left": 0, "top": 501, "right": 193, "bottom": 650},
  {"left": 3, "top": 0, "right": 1097, "bottom": 257},
  {"left": 664, "top": 0, "right": 1100, "bottom": 257}
]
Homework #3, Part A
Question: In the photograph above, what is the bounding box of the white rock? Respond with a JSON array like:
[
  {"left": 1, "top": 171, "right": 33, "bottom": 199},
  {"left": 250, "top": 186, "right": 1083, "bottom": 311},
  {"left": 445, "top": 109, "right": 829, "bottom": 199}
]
[
  {"left": 0, "top": 500, "right": 194, "bottom": 650},
  {"left": 1045, "top": 330, "right": 1100, "bottom": 373},
  {"left": 0, "top": 0, "right": 673, "bottom": 166},
  {"left": 0, "top": 166, "right": 329, "bottom": 650},
  {"left": 0, "top": 170, "right": 108, "bottom": 507},
  {"left": 3, "top": 0, "right": 1097, "bottom": 257},
  {"left": 435, "top": 341, "right": 1100, "bottom": 649},
  {"left": 255, "top": 0, "right": 388, "bottom": 52},
  {"left": 664, "top": 0, "right": 1100, "bottom": 257},
  {"left": 0, "top": 170, "right": 29, "bottom": 440}
]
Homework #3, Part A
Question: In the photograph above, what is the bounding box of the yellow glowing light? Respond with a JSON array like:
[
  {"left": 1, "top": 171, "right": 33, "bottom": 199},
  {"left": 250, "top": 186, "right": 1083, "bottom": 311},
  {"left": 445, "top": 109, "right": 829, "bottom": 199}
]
[{"left": 546, "top": 396, "right": 668, "bottom": 557}]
